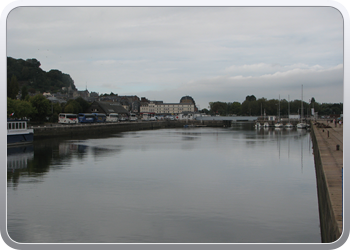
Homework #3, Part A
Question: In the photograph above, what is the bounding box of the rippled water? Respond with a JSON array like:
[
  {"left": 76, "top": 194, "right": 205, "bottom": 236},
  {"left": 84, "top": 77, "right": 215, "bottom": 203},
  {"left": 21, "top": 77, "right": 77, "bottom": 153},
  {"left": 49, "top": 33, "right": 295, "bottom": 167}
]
[{"left": 7, "top": 125, "right": 321, "bottom": 243}]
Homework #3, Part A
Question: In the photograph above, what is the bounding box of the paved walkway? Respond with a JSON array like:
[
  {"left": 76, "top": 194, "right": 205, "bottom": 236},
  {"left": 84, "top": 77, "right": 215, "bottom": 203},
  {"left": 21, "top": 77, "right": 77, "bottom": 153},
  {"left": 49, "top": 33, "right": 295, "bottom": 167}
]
[{"left": 312, "top": 120, "right": 343, "bottom": 238}]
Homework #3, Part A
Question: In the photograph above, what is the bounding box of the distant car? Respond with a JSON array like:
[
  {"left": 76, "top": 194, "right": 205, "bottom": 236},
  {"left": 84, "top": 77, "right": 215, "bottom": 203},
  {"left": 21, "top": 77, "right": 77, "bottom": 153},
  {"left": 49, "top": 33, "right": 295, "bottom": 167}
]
[
  {"left": 154, "top": 116, "right": 164, "bottom": 120},
  {"left": 129, "top": 113, "right": 138, "bottom": 121},
  {"left": 149, "top": 117, "right": 157, "bottom": 121}
]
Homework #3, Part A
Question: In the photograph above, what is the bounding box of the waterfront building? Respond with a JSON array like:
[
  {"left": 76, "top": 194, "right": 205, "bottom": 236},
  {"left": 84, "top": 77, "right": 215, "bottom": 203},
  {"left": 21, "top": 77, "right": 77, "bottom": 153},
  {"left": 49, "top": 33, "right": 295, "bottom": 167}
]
[
  {"left": 85, "top": 101, "right": 129, "bottom": 115},
  {"left": 140, "top": 96, "right": 196, "bottom": 115}
]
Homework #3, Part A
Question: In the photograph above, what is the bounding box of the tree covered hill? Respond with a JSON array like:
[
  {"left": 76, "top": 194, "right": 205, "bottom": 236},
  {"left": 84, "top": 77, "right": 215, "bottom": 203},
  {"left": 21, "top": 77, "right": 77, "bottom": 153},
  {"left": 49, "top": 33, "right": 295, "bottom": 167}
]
[{"left": 7, "top": 57, "right": 77, "bottom": 94}]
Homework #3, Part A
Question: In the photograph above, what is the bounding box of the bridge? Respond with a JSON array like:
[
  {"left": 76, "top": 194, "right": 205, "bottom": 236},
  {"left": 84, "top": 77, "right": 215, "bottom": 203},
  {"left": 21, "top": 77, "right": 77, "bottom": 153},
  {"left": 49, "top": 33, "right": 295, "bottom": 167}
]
[{"left": 195, "top": 116, "right": 259, "bottom": 122}]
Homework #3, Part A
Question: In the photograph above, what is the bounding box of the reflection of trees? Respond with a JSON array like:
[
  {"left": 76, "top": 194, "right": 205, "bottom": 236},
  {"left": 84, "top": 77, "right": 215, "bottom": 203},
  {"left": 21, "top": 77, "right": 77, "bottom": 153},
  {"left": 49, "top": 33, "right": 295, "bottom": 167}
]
[
  {"left": 7, "top": 145, "right": 51, "bottom": 188},
  {"left": 7, "top": 134, "right": 126, "bottom": 186},
  {"left": 7, "top": 138, "right": 66, "bottom": 187}
]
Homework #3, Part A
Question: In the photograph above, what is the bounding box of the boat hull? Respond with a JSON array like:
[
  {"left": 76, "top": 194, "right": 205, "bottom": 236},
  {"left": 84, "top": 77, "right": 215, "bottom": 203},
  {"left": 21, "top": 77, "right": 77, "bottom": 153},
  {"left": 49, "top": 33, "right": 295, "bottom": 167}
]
[
  {"left": 7, "top": 132, "right": 34, "bottom": 145},
  {"left": 275, "top": 123, "right": 283, "bottom": 128},
  {"left": 296, "top": 123, "right": 307, "bottom": 129}
]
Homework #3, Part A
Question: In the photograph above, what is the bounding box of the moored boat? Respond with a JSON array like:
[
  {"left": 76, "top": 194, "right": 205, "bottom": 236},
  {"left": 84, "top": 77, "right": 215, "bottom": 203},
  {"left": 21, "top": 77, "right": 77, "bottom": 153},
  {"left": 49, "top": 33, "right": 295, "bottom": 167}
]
[
  {"left": 297, "top": 122, "right": 307, "bottom": 129},
  {"left": 275, "top": 122, "right": 283, "bottom": 128},
  {"left": 7, "top": 119, "right": 34, "bottom": 145},
  {"left": 285, "top": 123, "right": 293, "bottom": 128}
]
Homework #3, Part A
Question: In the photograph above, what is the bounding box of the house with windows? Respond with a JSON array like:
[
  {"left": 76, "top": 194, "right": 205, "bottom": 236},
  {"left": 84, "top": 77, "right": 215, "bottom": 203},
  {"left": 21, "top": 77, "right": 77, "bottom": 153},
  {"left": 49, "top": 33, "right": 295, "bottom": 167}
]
[
  {"left": 140, "top": 96, "right": 196, "bottom": 115},
  {"left": 85, "top": 101, "right": 129, "bottom": 115}
]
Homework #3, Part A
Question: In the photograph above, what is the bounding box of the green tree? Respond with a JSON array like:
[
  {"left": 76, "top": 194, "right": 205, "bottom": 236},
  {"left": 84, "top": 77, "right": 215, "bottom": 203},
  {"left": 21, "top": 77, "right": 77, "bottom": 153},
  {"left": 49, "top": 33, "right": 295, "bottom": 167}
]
[
  {"left": 7, "top": 97, "right": 15, "bottom": 117},
  {"left": 211, "top": 101, "right": 228, "bottom": 116},
  {"left": 201, "top": 108, "right": 210, "bottom": 114},
  {"left": 30, "top": 94, "right": 51, "bottom": 122},
  {"left": 14, "top": 99, "right": 34, "bottom": 119},
  {"left": 7, "top": 57, "right": 77, "bottom": 94},
  {"left": 245, "top": 95, "right": 257, "bottom": 102},
  {"left": 63, "top": 99, "right": 82, "bottom": 114},
  {"left": 75, "top": 97, "right": 90, "bottom": 112},
  {"left": 241, "top": 96, "right": 259, "bottom": 116},
  {"left": 49, "top": 102, "right": 62, "bottom": 122},
  {"left": 21, "top": 85, "right": 29, "bottom": 100},
  {"left": 7, "top": 97, "right": 35, "bottom": 119},
  {"left": 230, "top": 102, "right": 242, "bottom": 115},
  {"left": 64, "top": 103, "right": 76, "bottom": 113},
  {"left": 26, "top": 58, "right": 41, "bottom": 68},
  {"left": 7, "top": 75, "right": 19, "bottom": 99}
]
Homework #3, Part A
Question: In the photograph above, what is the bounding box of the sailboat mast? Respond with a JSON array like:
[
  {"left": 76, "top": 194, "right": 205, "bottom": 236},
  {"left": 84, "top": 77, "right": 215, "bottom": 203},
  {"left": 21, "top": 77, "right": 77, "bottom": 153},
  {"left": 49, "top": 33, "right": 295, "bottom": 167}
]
[
  {"left": 279, "top": 94, "right": 281, "bottom": 121},
  {"left": 288, "top": 95, "right": 290, "bottom": 122},
  {"left": 301, "top": 85, "right": 304, "bottom": 121}
]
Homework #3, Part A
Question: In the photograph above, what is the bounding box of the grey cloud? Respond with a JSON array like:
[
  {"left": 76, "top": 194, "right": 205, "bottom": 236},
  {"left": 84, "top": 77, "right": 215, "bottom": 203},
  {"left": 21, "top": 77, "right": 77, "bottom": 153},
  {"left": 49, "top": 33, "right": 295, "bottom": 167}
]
[{"left": 7, "top": 6, "right": 343, "bottom": 108}]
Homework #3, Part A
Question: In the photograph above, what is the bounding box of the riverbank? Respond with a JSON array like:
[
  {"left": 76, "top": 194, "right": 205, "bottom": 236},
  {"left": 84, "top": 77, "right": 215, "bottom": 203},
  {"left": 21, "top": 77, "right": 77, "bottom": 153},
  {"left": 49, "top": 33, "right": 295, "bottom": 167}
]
[
  {"left": 31, "top": 120, "right": 225, "bottom": 138},
  {"left": 311, "top": 120, "right": 343, "bottom": 243}
]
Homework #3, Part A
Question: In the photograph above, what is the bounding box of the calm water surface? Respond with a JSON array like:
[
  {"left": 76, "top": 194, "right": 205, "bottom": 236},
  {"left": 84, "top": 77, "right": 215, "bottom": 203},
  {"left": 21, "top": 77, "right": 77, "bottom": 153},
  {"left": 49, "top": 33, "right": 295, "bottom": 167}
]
[{"left": 7, "top": 124, "right": 321, "bottom": 243}]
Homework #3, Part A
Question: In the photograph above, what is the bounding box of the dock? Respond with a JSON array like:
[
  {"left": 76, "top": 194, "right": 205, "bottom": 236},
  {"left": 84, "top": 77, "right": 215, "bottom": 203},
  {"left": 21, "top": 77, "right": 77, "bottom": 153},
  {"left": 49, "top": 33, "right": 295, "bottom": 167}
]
[{"left": 311, "top": 120, "right": 343, "bottom": 243}]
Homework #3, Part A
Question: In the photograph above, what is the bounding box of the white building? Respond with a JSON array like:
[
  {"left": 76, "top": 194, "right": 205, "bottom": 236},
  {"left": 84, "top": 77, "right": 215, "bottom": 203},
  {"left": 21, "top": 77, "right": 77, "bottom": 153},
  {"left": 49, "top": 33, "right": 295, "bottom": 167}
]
[
  {"left": 141, "top": 101, "right": 195, "bottom": 114},
  {"left": 140, "top": 96, "right": 196, "bottom": 115}
]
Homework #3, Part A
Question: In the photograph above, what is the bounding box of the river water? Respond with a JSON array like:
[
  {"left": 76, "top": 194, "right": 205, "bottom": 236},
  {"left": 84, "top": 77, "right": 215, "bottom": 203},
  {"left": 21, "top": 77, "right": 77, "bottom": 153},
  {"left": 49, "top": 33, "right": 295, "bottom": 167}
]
[{"left": 7, "top": 124, "right": 321, "bottom": 243}]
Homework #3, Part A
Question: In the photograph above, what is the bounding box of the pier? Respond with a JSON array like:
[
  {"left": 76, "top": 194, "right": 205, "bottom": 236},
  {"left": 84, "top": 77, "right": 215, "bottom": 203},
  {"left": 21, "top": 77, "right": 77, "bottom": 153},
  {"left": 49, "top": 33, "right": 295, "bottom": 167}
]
[{"left": 311, "top": 120, "right": 343, "bottom": 243}]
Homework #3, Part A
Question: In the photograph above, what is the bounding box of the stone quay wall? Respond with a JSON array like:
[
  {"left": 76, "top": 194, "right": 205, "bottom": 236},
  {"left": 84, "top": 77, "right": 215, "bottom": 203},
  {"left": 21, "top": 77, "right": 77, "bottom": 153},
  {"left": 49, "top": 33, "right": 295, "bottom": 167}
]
[
  {"left": 32, "top": 120, "right": 225, "bottom": 138},
  {"left": 310, "top": 122, "right": 343, "bottom": 243}
]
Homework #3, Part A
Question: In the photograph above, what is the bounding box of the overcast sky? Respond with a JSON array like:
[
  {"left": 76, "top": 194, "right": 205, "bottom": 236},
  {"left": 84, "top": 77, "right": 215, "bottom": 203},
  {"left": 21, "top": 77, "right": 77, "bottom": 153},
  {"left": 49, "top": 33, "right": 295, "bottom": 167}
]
[{"left": 7, "top": 6, "right": 344, "bottom": 109}]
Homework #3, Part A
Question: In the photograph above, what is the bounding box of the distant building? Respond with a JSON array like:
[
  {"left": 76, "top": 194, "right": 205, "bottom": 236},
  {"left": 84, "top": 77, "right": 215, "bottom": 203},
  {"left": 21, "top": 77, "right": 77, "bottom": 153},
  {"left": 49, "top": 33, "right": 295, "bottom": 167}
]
[
  {"left": 289, "top": 114, "right": 300, "bottom": 120},
  {"left": 140, "top": 96, "right": 196, "bottom": 115},
  {"left": 85, "top": 101, "right": 129, "bottom": 115},
  {"left": 46, "top": 96, "right": 67, "bottom": 104},
  {"left": 73, "top": 89, "right": 90, "bottom": 99},
  {"left": 90, "top": 92, "right": 99, "bottom": 98}
]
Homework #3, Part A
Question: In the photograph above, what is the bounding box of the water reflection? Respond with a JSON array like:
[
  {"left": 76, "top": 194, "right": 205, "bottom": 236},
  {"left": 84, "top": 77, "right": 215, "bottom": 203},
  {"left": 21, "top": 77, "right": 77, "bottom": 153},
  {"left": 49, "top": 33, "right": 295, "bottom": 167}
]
[
  {"left": 7, "top": 135, "right": 125, "bottom": 187},
  {"left": 7, "top": 126, "right": 320, "bottom": 243}
]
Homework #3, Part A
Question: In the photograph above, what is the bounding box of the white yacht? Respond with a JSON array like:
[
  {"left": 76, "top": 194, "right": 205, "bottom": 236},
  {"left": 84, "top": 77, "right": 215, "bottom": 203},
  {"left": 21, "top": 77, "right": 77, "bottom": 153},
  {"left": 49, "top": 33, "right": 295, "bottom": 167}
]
[
  {"left": 285, "top": 122, "right": 293, "bottom": 128},
  {"left": 255, "top": 122, "right": 262, "bottom": 129},
  {"left": 275, "top": 122, "right": 284, "bottom": 128},
  {"left": 297, "top": 122, "right": 307, "bottom": 129}
]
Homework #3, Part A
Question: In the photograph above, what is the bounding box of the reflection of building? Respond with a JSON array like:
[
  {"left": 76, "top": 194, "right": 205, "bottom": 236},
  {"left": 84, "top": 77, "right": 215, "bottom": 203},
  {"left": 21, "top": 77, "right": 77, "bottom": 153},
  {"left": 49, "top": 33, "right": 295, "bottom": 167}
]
[
  {"left": 140, "top": 96, "right": 196, "bottom": 115},
  {"left": 59, "top": 142, "right": 79, "bottom": 156},
  {"left": 7, "top": 145, "right": 34, "bottom": 171}
]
